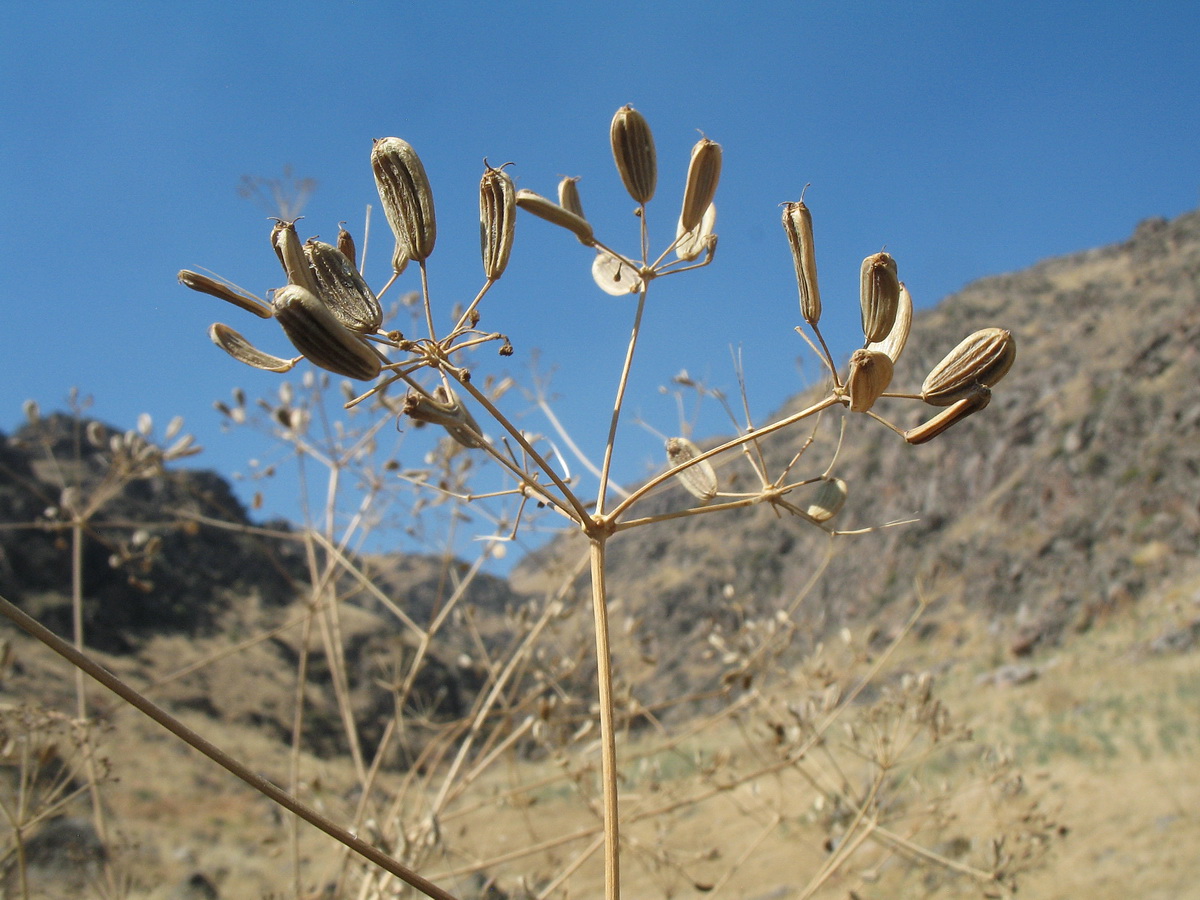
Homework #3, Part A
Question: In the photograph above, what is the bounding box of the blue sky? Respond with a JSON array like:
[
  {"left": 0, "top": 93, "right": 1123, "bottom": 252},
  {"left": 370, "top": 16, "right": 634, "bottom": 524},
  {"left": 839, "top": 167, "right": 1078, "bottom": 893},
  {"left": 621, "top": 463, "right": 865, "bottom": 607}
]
[{"left": 3, "top": 2, "right": 1198, "bottom": 560}]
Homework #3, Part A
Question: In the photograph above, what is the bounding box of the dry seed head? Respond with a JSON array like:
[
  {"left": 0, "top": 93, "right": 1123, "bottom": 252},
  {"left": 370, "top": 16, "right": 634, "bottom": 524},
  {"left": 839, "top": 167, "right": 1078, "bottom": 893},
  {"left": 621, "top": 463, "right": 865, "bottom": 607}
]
[
  {"left": 515, "top": 189, "right": 595, "bottom": 245},
  {"left": 665, "top": 437, "right": 718, "bottom": 502},
  {"left": 178, "top": 270, "right": 273, "bottom": 319},
  {"left": 782, "top": 200, "right": 821, "bottom": 326},
  {"left": 610, "top": 105, "right": 657, "bottom": 204},
  {"left": 905, "top": 385, "right": 992, "bottom": 444},
  {"left": 303, "top": 239, "right": 383, "bottom": 333},
  {"left": 209, "top": 323, "right": 297, "bottom": 373},
  {"left": 557, "top": 176, "right": 585, "bottom": 219},
  {"left": 805, "top": 477, "right": 848, "bottom": 523},
  {"left": 846, "top": 349, "right": 894, "bottom": 413},
  {"left": 676, "top": 201, "right": 716, "bottom": 261},
  {"left": 271, "top": 285, "right": 382, "bottom": 381},
  {"left": 680, "top": 137, "right": 722, "bottom": 232},
  {"left": 867, "top": 281, "right": 913, "bottom": 365},
  {"left": 479, "top": 163, "right": 517, "bottom": 280},
  {"left": 860, "top": 252, "right": 900, "bottom": 343},
  {"left": 921, "top": 327, "right": 1015, "bottom": 406},
  {"left": 371, "top": 137, "right": 437, "bottom": 266}
]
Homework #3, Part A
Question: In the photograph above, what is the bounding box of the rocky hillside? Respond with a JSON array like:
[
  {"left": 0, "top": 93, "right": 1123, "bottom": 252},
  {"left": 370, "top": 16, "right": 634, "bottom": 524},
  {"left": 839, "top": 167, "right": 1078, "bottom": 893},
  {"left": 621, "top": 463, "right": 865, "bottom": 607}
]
[{"left": 513, "top": 208, "right": 1200, "bottom": 697}]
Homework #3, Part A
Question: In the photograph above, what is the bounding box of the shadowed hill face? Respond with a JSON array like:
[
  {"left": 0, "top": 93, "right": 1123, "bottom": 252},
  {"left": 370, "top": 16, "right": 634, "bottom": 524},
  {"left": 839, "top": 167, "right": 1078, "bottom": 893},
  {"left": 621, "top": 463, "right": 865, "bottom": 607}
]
[
  {"left": 512, "top": 209, "right": 1200, "bottom": 693},
  {"left": 0, "top": 413, "right": 302, "bottom": 651}
]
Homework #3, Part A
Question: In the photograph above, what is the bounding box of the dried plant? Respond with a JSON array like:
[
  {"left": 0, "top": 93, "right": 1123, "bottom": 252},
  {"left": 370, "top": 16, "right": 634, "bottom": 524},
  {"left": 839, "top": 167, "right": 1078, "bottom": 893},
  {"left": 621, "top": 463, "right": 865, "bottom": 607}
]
[{"left": 0, "top": 107, "right": 1045, "bottom": 900}]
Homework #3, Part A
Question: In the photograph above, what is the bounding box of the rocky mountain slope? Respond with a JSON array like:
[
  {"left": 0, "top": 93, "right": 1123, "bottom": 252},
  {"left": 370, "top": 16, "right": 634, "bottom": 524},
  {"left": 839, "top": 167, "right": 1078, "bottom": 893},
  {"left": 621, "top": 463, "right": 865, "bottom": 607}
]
[{"left": 513, "top": 208, "right": 1200, "bottom": 697}]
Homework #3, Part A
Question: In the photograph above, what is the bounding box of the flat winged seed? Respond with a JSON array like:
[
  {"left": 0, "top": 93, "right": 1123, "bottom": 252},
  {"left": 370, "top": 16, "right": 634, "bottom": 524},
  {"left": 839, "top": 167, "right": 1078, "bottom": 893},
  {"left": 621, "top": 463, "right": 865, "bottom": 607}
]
[
  {"left": 209, "top": 323, "right": 297, "bottom": 373},
  {"left": 676, "top": 202, "right": 716, "bottom": 261},
  {"left": 905, "top": 385, "right": 992, "bottom": 444},
  {"left": 680, "top": 138, "right": 722, "bottom": 232},
  {"left": 846, "top": 349, "right": 894, "bottom": 413},
  {"left": 859, "top": 252, "right": 900, "bottom": 343},
  {"left": 480, "top": 164, "right": 517, "bottom": 280},
  {"left": 666, "top": 437, "right": 718, "bottom": 502},
  {"left": 178, "top": 270, "right": 273, "bottom": 318},
  {"left": 371, "top": 136, "right": 437, "bottom": 265},
  {"left": 271, "top": 285, "right": 382, "bottom": 381},
  {"left": 867, "top": 281, "right": 912, "bottom": 364},
  {"left": 805, "top": 477, "right": 848, "bottom": 523},
  {"left": 303, "top": 240, "right": 383, "bottom": 333},
  {"left": 610, "top": 105, "right": 657, "bottom": 204},
  {"left": 515, "top": 189, "right": 595, "bottom": 244},
  {"left": 782, "top": 200, "right": 821, "bottom": 326},
  {"left": 921, "top": 327, "right": 1016, "bottom": 406},
  {"left": 592, "top": 250, "right": 644, "bottom": 295},
  {"left": 558, "top": 176, "right": 585, "bottom": 219}
]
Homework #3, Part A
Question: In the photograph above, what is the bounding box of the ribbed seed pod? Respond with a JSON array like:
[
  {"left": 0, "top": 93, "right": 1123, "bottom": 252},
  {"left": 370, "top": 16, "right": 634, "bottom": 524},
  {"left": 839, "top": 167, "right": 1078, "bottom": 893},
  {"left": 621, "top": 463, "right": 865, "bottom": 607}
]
[
  {"left": 610, "top": 105, "right": 656, "bottom": 204},
  {"left": 558, "top": 176, "right": 585, "bottom": 219},
  {"left": 666, "top": 437, "right": 718, "bottom": 502},
  {"left": 515, "top": 189, "right": 595, "bottom": 245},
  {"left": 867, "top": 281, "right": 912, "bottom": 364},
  {"left": 805, "top": 477, "right": 848, "bottom": 523},
  {"left": 371, "top": 137, "right": 437, "bottom": 267},
  {"left": 336, "top": 224, "right": 357, "bottom": 268},
  {"left": 271, "top": 285, "right": 382, "bottom": 381},
  {"left": 782, "top": 200, "right": 821, "bottom": 326},
  {"left": 480, "top": 164, "right": 517, "bottom": 280},
  {"left": 680, "top": 138, "right": 722, "bottom": 232},
  {"left": 303, "top": 240, "right": 383, "bottom": 333},
  {"left": 845, "top": 349, "right": 894, "bottom": 413},
  {"left": 403, "top": 385, "right": 485, "bottom": 449},
  {"left": 921, "top": 328, "right": 1015, "bottom": 406},
  {"left": 860, "top": 252, "right": 900, "bottom": 343},
  {"left": 676, "top": 201, "right": 716, "bottom": 262},
  {"left": 905, "top": 385, "right": 992, "bottom": 444},
  {"left": 273, "top": 220, "right": 320, "bottom": 296},
  {"left": 178, "top": 270, "right": 273, "bottom": 319},
  {"left": 209, "top": 323, "right": 296, "bottom": 372}
]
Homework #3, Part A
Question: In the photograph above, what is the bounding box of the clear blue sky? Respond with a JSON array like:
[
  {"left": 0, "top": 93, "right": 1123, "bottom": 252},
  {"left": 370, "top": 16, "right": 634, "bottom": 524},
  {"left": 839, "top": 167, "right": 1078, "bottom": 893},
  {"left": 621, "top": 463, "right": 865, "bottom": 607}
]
[{"left": 3, "top": 2, "right": 1198, "bottom": 560}]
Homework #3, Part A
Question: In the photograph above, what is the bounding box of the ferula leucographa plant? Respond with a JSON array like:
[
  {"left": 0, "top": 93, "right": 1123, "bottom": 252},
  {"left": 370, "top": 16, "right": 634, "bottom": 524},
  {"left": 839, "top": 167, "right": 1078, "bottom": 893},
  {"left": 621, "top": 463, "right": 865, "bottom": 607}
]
[{"left": 176, "top": 105, "right": 1017, "bottom": 900}]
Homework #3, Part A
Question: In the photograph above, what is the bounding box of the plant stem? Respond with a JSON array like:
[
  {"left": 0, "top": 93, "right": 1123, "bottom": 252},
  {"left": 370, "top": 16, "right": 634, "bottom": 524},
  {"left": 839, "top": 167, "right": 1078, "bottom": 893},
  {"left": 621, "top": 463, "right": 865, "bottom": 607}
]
[
  {"left": 587, "top": 536, "right": 621, "bottom": 900},
  {"left": 0, "top": 593, "right": 461, "bottom": 900}
]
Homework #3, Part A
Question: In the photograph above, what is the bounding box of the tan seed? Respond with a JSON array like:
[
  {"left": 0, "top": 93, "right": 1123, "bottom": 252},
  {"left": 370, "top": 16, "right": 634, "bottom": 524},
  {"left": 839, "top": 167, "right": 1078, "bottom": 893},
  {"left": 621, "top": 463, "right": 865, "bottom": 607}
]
[
  {"left": 610, "top": 105, "right": 657, "bottom": 204},
  {"left": 516, "top": 189, "right": 595, "bottom": 245},
  {"left": 846, "top": 349, "right": 894, "bottom": 413},
  {"left": 905, "top": 385, "right": 992, "bottom": 444},
  {"left": 271, "top": 285, "right": 382, "bottom": 381},
  {"left": 805, "top": 477, "right": 848, "bottom": 523},
  {"left": 782, "top": 200, "right": 821, "bottom": 326},
  {"left": 921, "top": 327, "right": 1015, "bottom": 406},
  {"left": 860, "top": 252, "right": 900, "bottom": 343},
  {"left": 209, "top": 323, "right": 296, "bottom": 373},
  {"left": 403, "top": 385, "right": 485, "bottom": 449},
  {"left": 666, "top": 437, "right": 718, "bottom": 502},
  {"left": 178, "top": 270, "right": 273, "bottom": 319},
  {"left": 303, "top": 239, "right": 383, "bottom": 333},
  {"left": 371, "top": 136, "right": 437, "bottom": 267},
  {"left": 336, "top": 223, "right": 357, "bottom": 268},
  {"left": 867, "top": 281, "right": 912, "bottom": 364},
  {"left": 680, "top": 137, "right": 722, "bottom": 232},
  {"left": 558, "top": 176, "right": 585, "bottom": 219},
  {"left": 676, "top": 202, "right": 717, "bottom": 262},
  {"left": 480, "top": 163, "right": 517, "bottom": 280}
]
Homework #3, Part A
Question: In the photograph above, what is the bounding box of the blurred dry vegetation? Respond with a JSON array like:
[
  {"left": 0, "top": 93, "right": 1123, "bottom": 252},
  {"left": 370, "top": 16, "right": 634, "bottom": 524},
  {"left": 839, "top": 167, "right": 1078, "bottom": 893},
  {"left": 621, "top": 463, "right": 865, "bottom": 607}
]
[{"left": 1, "top": 203, "right": 1198, "bottom": 898}]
